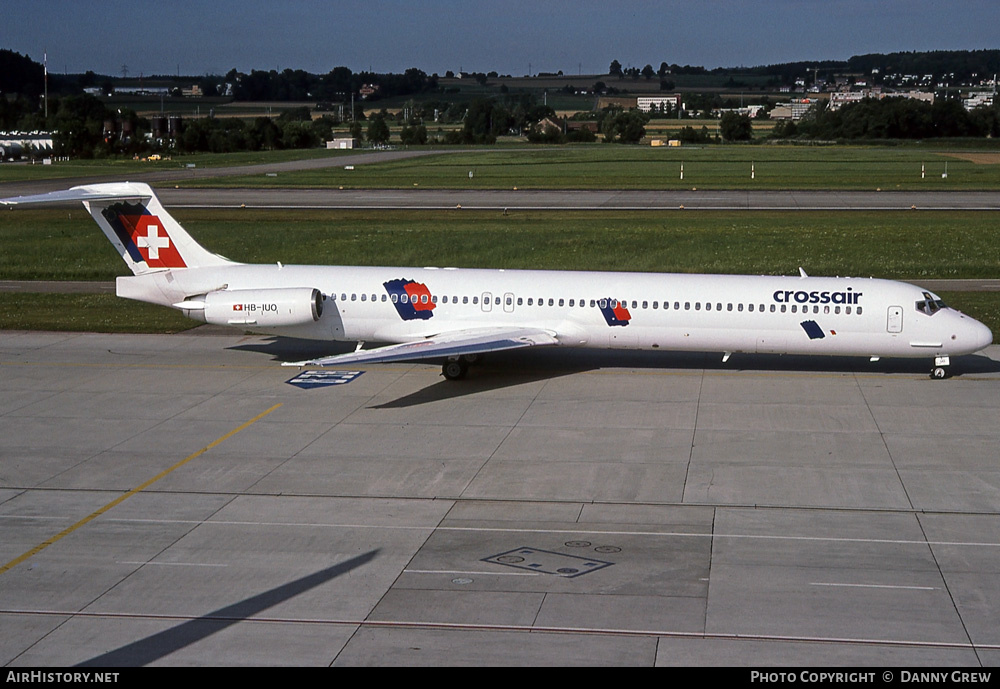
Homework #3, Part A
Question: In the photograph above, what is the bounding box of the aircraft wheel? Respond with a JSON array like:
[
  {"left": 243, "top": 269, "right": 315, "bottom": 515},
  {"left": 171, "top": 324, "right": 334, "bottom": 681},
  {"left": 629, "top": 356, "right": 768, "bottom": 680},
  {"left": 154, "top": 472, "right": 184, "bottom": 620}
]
[
  {"left": 930, "top": 366, "right": 949, "bottom": 379},
  {"left": 442, "top": 360, "right": 469, "bottom": 380},
  {"left": 460, "top": 353, "right": 482, "bottom": 365}
]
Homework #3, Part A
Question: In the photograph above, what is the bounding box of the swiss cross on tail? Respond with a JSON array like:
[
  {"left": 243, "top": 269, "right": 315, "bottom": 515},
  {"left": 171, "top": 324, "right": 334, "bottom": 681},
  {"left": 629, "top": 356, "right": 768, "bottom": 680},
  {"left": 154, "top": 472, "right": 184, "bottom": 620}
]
[{"left": 101, "top": 202, "right": 187, "bottom": 269}]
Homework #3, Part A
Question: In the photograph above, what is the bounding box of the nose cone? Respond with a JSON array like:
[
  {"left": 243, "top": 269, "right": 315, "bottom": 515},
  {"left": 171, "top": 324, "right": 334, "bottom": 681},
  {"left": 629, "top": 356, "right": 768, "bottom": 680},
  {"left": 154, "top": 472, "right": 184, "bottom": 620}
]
[
  {"left": 954, "top": 313, "right": 993, "bottom": 354},
  {"left": 973, "top": 320, "right": 993, "bottom": 352}
]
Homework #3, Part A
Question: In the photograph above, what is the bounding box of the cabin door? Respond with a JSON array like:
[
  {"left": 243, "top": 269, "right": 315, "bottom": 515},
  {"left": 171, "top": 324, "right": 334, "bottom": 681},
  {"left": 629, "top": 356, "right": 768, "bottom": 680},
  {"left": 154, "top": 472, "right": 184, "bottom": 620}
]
[{"left": 887, "top": 306, "right": 903, "bottom": 333}]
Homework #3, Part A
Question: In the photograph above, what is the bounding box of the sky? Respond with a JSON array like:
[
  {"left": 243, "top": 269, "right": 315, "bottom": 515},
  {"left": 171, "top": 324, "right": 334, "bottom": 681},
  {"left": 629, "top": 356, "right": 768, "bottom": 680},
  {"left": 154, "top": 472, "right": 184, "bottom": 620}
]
[{"left": 4, "top": 0, "right": 1000, "bottom": 78}]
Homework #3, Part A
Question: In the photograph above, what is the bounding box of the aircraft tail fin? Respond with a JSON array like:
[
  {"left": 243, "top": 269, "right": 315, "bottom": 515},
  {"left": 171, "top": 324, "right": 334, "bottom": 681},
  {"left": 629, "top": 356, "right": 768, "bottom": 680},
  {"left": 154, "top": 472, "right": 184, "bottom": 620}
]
[{"left": 1, "top": 182, "right": 235, "bottom": 275}]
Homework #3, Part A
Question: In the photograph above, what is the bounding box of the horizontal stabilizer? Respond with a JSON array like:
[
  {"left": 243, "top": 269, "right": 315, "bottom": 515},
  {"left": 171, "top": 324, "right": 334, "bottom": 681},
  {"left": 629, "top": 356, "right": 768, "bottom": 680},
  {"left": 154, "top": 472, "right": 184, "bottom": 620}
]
[
  {"left": 0, "top": 182, "right": 153, "bottom": 206},
  {"left": 283, "top": 327, "right": 559, "bottom": 367}
]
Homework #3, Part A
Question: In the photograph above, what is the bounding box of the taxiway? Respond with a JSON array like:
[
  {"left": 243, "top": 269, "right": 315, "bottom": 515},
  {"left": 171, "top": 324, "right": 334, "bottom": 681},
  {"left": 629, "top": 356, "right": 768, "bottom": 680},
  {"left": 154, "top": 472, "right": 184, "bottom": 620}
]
[{"left": 1, "top": 330, "right": 999, "bottom": 666}]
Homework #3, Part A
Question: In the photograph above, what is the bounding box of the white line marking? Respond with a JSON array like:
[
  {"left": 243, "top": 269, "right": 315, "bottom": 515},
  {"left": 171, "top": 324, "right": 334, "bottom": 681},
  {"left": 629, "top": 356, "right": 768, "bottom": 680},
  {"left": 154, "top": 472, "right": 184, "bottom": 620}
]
[
  {"left": 810, "top": 582, "right": 937, "bottom": 591},
  {"left": 118, "top": 561, "right": 228, "bottom": 568},
  {"left": 5, "top": 514, "right": 1000, "bottom": 549},
  {"left": 405, "top": 569, "right": 540, "bottom": 577}
]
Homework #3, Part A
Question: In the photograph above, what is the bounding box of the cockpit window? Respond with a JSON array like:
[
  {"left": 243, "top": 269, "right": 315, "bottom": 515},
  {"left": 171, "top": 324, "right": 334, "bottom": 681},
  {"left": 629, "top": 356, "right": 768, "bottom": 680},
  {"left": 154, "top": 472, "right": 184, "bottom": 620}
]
[{"left": 915, "top": 291, "right": 947, "bottom": 316}]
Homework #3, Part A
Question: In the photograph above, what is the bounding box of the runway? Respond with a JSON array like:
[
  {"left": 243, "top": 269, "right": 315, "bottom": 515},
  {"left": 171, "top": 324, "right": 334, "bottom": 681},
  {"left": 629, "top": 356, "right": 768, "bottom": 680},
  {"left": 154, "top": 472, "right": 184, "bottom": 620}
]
[
  {"left": 136, "top": 187, "right": 1000, "bottom": 211},
  {"left": 2, "top": 330, "right": 999, "bottom": 666}
]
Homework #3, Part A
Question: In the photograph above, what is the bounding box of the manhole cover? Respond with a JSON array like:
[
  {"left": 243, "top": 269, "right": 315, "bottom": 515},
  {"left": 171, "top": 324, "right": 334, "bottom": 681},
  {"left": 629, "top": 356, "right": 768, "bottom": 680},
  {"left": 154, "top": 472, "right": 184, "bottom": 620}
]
[{"left": 483, "top": 546, "right": 613, "bottom": 578}]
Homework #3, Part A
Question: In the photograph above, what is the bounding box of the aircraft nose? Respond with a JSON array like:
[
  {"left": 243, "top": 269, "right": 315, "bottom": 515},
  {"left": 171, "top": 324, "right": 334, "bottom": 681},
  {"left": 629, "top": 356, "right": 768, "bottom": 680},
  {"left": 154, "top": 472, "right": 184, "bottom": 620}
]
[
  {"left": 955, "top": 315, "right": 993, "bottom": 353},
  {"left": 973, "top": 320, "right": 993, "bottom": 351}
]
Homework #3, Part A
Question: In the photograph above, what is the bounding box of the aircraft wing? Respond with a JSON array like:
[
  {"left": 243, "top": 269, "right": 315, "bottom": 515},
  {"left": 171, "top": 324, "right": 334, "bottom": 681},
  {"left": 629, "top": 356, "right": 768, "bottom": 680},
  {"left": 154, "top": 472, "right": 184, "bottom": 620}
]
[{"left": 281, "top": 326, "right": 560, "bottom": 367}]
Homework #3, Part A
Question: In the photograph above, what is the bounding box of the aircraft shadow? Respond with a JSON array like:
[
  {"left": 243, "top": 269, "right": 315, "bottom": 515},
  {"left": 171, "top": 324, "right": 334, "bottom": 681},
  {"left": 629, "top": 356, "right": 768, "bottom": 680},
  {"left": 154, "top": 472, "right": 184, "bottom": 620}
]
[
  {"left": 234, "top": 337, "right": 999, "bottom": 408},
  {"left": 368, "top": 362, "right": 588, "bottom": 408},
  {"left": 76, "top": 550, "right": 379, "bottom": 667}
]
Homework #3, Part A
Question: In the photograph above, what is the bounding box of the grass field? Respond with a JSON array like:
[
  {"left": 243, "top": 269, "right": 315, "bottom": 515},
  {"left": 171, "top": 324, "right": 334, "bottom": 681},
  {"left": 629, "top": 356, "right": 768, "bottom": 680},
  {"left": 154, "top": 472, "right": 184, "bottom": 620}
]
[
  {"left": 4, "top": 208, "right": 1000, "bottom": 279},
  {"left": 178, "top": 145, "right": 1000, "bottom": 191},
  {"left": 2, "top": 207, "right": 998, "bottom": 333},
  {"left": 6, "top": 143, "right": 1000, "bottom": 190}
]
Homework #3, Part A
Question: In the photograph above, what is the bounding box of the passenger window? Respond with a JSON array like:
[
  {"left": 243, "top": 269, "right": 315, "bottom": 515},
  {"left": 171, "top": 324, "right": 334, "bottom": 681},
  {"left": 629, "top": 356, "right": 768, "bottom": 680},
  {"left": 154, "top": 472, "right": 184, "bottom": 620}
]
[
  {"left": 857, "top": 307, "right": 863, "bottom": 315},
  {"left": 770, "top": 304, "right": 775, "bottom": 313},
  {"left": 705, "top": 303, "right": 711, "bottom": 311},
  {"left": 748, "top": 303, "right": 754, "bottom": 312},
  {"left": 835, "top": 306, "right": 840, "bottom": 314},
  {"left": 569, "top": 299, "right": 575, "bottom": 307},
  {"left": 727, "top": 303, "right": 733, "bottom": 311},
  {"left": 738, "top": 303, "right": 743, "bottom": 312},
  {"left": 548, "top": 298, "right": 554, "bottom": 306},
  {"left": 642, "top": 301, "right": 648, "bottom": 309},
  {"left": 473, "top": 296, "right": 478, "bottom": 304},
  {"left": 685, "top": 302, "right": 691, "bottom": 310},
  {"left": 463, "top": 296, "right": 469, "bottom": 304},
  {"left": 652, "top": 301, "right": 658, "bottom": 309},
  {"left": 558, "top": 299, "right": 564, "bottom": 307},
  {"left": 674, "top": 302, "right": 680, "bottom": 310},
  {"left": 351, "top": 293, "right": 357, "bottom": 301}
]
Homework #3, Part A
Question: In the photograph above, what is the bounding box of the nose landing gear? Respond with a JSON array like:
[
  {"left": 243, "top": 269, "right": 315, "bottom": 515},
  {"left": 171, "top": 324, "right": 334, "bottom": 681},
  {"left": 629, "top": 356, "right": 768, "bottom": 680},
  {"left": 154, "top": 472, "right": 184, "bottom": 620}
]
[{"left": 930, "top": 355, "right": 951, "bottom": 379}]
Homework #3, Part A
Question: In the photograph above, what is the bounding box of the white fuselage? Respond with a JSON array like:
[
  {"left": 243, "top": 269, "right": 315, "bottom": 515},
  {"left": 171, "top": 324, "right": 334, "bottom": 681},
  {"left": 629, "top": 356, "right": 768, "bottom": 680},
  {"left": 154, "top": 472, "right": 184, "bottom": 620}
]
[{"left": 118, "top": 263, "right": 993, "bottom": 361}]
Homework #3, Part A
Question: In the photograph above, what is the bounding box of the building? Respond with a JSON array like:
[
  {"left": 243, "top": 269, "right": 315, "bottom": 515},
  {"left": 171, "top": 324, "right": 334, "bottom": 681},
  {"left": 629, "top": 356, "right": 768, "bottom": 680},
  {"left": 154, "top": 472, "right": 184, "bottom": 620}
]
[
  {"left": 636, "top": 95, "right": 682, "bottom": 113},
  {"left": 964, "top": 91, "right": 995, "bottom": 110},
  {"left": 769, "top": 99, "right": 817, "bottom": 120},
  {"left": 0, "top": 132, "right": 54, "bottom": 159},
  {"left": 829, "top": 89, "right": 934, "bottom": 111},
  {"left": 327, "top": 138, "right": 358, "bottom": 150}
]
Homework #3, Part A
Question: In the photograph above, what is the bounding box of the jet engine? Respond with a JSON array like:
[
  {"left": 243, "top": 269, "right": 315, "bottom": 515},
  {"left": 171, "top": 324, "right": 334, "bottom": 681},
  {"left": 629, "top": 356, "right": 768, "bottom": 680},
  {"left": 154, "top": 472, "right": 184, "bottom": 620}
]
[{"left": 181, "top": 287, "right": 324, "bottom": 326}]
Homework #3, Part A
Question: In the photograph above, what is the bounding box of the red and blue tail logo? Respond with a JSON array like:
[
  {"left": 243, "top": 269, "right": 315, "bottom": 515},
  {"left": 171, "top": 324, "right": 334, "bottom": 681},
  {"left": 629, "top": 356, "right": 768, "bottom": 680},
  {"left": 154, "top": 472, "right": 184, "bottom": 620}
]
[
  {"left": 101, "top": 202, "right": 186, "bottom": 269},
  {"left": 599, "top": 298, "right": 631, "bottom": 326},
  {"left": 384, "top": 279, "right": 436, "bottom": 321}
]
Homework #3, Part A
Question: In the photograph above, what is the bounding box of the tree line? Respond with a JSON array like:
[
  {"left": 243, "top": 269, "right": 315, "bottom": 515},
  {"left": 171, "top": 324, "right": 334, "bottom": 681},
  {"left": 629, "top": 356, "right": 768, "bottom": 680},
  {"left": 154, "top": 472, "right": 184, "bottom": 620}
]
[{"left": 774, "top": 97, "right": 1000, "bottom": 140}]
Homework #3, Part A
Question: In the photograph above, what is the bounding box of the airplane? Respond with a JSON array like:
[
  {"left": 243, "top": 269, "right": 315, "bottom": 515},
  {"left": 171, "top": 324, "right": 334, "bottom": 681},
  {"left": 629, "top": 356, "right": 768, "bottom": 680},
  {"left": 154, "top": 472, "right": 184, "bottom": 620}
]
[{"left": 1, "top": 181, "right": 992, "bottom": 380}]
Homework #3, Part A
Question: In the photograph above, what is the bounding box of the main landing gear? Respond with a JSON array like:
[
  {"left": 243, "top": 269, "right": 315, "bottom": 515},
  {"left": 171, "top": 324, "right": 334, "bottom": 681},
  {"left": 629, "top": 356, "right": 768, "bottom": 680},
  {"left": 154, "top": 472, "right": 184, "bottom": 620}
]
[
  {"left": 930, "top": 356, "right": 951, "bottom": 379},
  {"left": 441, "top": 354, "right": 481, "bottom": 380}
]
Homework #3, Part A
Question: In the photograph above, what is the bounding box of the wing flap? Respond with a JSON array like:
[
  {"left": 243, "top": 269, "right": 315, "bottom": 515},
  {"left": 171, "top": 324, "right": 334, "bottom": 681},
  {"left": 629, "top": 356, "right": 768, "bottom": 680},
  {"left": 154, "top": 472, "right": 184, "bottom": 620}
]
[{"left": 282, "top": 327, "right": 559, "bottom": 367}]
